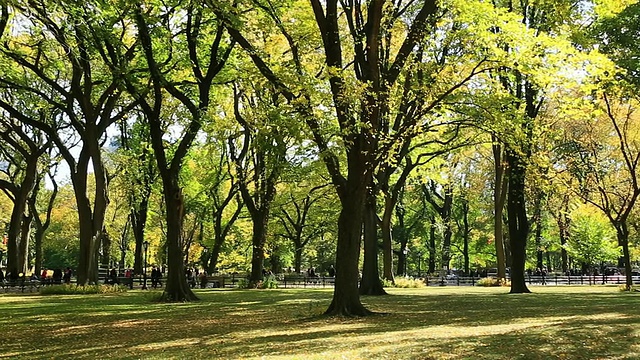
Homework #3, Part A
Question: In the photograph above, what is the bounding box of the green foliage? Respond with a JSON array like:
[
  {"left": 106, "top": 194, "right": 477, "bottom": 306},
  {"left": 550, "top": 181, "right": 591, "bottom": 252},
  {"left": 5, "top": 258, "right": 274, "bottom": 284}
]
[
  {"left": 260, "top": 276, "right": 279, "bottom": 289},
  {"left": 564, "top": 208, "right": 620, "bottom": 269},
  {"left": 236, "top": 278, "right": 250, "bottom": 289},
  {"left": 235, "top": 276, "right": 278, "bottom": 289},
  {"left": 594, "top": 1, "right": 640, "bottom": 85},
  {"left": 39, "top": 284, "right": 128, "bottom": 295}
]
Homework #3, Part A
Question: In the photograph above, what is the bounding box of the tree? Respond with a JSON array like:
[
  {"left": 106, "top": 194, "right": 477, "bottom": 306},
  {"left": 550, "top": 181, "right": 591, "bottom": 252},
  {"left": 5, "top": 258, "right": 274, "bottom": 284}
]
[
  {"left": 129, "top": 0, "right": 234, "bottom": 301},
  {"left": 564, "top": 207, "right": 619, "bottom": 274},
  {"left": 29, "top": 166, "right": 58, "bottom": 276},
  {"left": 0, "top": 101, "right": 52, "bottom": 275},
  {"left": 0, "top": 1, "right": 140, "bottom": 283},
  {"left": 213, "top": 0, "right": 495, "bottom": 316},
  {"left": 274, "top": 182, "right": 332, "bottom": 274},
  {"left": 229, "top": 82, "right": 290, "bottom": 284},
  {"left": 114, "top": 117, "right": 157, "bottom": 275},
  {"left": 568, "top": 89, "right": 640, "bottom": 289},
  {"left": 185, "top": 142, "right": 243, "bottom": 274}
]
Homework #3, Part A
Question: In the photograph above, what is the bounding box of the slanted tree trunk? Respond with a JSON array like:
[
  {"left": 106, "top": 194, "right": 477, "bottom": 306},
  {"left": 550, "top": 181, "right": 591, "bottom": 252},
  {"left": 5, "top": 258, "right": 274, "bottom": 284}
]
[{"left": 533, "top": 195, "right": 544, "bottom": 271}]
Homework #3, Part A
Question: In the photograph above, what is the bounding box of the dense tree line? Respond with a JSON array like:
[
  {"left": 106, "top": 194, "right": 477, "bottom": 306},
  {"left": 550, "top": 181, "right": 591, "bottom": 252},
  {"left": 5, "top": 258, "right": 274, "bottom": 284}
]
[{"left": 0, "top": 0, "right": 639, "bottom": 314}]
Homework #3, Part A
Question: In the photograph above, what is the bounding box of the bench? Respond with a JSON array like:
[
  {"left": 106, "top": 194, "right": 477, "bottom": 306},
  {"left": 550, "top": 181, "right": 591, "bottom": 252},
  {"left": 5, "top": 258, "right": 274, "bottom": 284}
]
[
  {"left": 1, "top": 278, "right": 41, "bottom": 293},
  {"left": 201, "top": 276, "right": 225, "bottom": 288}
]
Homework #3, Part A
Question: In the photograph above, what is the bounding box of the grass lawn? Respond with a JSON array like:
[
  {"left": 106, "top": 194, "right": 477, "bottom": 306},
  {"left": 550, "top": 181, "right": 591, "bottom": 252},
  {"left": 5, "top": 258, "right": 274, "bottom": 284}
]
[{"left": 1, "top": 286, "right": 639, "bottom": 359}]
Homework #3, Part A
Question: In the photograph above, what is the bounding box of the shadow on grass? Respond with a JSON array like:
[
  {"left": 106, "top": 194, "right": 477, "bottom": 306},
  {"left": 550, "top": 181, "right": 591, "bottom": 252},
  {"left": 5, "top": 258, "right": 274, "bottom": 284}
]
[{"left": 1, "top": 287, "right": 639, "bottom": 359}]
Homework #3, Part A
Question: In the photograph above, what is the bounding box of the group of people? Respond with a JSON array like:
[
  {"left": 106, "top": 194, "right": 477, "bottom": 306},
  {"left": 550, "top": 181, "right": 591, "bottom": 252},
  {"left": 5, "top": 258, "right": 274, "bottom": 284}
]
[
  {"left": 150, "top": 267, "right": 163, "bottom": 288},
  {"left": 0, "top": 267, "right": 72, "bottom": 285},
  {"left": 40, "top": 267, "right": 73, "bottom": 284}
]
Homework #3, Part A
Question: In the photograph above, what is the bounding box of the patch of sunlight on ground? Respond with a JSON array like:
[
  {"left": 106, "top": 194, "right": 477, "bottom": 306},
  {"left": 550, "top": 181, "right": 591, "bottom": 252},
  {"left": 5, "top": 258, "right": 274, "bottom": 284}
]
[
  {"left": 129, "top": 338, "right": 201, "bottom": 351},
  {"left": 216, "top": 323, "right": 372, "bottom": 344}
]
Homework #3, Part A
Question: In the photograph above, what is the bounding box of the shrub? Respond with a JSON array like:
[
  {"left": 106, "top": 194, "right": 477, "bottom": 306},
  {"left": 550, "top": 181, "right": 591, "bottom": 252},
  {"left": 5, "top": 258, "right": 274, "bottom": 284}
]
[
  {"left": 260, "top": 276, "right": 278, "bottom": 289},
  {"left": 40, "top": 284, "right": 128, "bottom": 295},
  {"left": 391, "top": 276, "right": 426, "bottom": 288},
  {"left": 381, "top": 278, "right": 393, "bottom": 288},
  {"left": 235, "top": 276, "right": 278, "bottom": 289},
  {"left": 236, "top": 278, "right": 250, "bottom": 289},
  {"left": 618, "top": 284, "right": 638, "bottom": 292},
  {"left": 476, "top": 277, "right": 511, "bottom": 287}
]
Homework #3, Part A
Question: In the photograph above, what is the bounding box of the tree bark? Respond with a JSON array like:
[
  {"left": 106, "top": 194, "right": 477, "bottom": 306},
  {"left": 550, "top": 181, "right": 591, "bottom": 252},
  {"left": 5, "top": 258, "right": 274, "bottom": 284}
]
[
  {"left": 132, "top": 192, "right": 150, "bottom": 275},
  {"left": 462, "top": 198, "right": 470, "bottom": 275},
  {"left": 381, "top": 195, "right": 395, "bottom": 281},
  {"left": 161, "top": 181, "right": 198, "bottom": 301},
  {"left": 428, "top": 216, "right": 437, "bottom": 274},
  {"left": 325, "top": 180, "right": 371, "bottom": 316},
  {"left": 506, "top": 149, "right": 530, "bottom": 293},
  {"left": 360, "top": 191, "right": 387, "bottom": 295},
  {"left": 492, "top": 141, "right": 508, "bottom": 280},
  {"left": 249, "top": 210, "right": 269, "bottom": 283}
]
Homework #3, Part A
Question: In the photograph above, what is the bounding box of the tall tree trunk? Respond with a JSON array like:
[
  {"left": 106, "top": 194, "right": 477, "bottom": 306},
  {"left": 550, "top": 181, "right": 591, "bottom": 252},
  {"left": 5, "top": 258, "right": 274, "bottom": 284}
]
[
  {"left": 325, "top": 184, "right": 371, "bottom": 316},
  {"left": 293, "top": 246, "right": 303, "bottom": 274},
  {"left": 208, "top": 234, "right": 224, "bottom": 274},
  {"left": 556, "top": 195, "right": 571, "bottom": 274},
  {"left": 100, "top": 227, "right": 111, "bottom": 268},
  {"left": 616, "top": 224, "right": 633, "bottom": 289},
  {"left": 17, "top": 214, "right": 31, "bottom": 274},
  {"left": 360, "top": 191, "right": 386, "bottom": 295},
  {"left": 131, "top": 197, "right": 150, "bottom": 275},
  {"left": 506, "top": 150, "right": 530, "bottom": 293},
  {"left": 532, "top": 188, "right": 547, "bottom": 272},
  {"left": 428, "top": 216, "right": 437, "bottom": 274},
  {"left": 462, "top": 199, "right": 470, "bottom": 276},
  {"left": 381, "top": 196, "right": 395, "bottom": 282},
  {"left": 29, "top": 173, "right": 57, "bottom": 277},
  {"left": 74, "top": 177, "right": 100, "bottom": 285},
  {"left": 249, "top": 210, "right": 269, "bottom": 284},
  {"left": 442, "top": 225, "right": 452, "bottom": 272},
  {"left": 492, "top": 141, "right": 508, "bottom": 280},
  {"left": 161, "top": 180, "right": 198, "bottom": 301}
]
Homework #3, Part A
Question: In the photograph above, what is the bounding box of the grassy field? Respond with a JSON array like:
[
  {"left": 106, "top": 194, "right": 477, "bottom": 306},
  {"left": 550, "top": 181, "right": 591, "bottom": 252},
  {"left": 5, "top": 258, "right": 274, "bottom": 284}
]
[{"left": 0, "top": 286, "right": 639, "bottom": 359}]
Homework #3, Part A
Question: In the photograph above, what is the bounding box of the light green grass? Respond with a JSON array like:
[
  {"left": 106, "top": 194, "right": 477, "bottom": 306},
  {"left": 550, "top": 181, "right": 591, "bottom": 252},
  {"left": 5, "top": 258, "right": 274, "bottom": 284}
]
[{"left": 1, "top": 286, "right": 639, "bottom": 359}]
